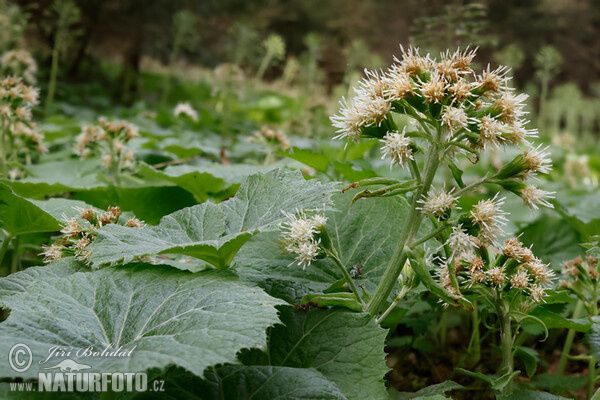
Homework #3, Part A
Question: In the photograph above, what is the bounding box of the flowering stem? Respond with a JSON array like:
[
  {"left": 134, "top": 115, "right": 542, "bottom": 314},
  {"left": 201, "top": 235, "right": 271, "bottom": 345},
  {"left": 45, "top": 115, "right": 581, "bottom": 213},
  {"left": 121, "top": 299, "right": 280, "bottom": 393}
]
[
  {"left": 467, "top": 300, "right": 481, "bottom": 366},
  {"left": 323, "top": 248, "right": 364, "bottom": 307},
  {"left": 498, "top": 298, "right": 515, "bottom": 395},
  {"left": 375, "top": 284, "right": 410, "bottom": 325},
  {"left": 557, "top": 300, "right": 584, "bottom": 375},
  {"left": 453, "top": 175, "right": 490, "bottom": 198},
  {"left": 410, "top": 220, "right": 455, "bottom": 248},
  {"left": 408, "top": 159, "right": 422, "bottom": 183},
  {"left": 367, "top": 143, "right": 441, "bottom": 315}
]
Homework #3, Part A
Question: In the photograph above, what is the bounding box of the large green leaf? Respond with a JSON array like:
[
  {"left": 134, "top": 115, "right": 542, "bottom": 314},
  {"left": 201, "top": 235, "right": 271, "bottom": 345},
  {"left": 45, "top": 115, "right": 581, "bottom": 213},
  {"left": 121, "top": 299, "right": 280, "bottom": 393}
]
[
  {"left": 0, "top": 259, "right": 85, "bottom": 298},
  {"left": 0, "top": 183, "right": 61, "bottom": 236},
  {"left": 194, "top": 366, "right": 347, "bottom": 400},
  {"left": 73, "top": 185, "right": 197, "bottom": 225},
  {"left": 390, "top": 380, "right": 464, "bottom": 400},
  {"left": 86, "top": 169, "right": 336, "bottom": 268},
  {"left": 519, "top": 214, "right": 584, "bottom": 268},
  {"left": 137, "top": 163, "right": 232, "bottom": 203},
  {"left": 0, "top": 265, "right": 285, "bottom": 380},
  {"left": 233, "top": 189, "right": 419, "bottom": 302},
  {"left": 0, "top": 183, "right": 102, "bottom": 236},
  {"left": 267, "top": 308, "right": 389, "bottom": 400},
  {"left": 3, "top": 160, "right": 105, "bottom": 198}
]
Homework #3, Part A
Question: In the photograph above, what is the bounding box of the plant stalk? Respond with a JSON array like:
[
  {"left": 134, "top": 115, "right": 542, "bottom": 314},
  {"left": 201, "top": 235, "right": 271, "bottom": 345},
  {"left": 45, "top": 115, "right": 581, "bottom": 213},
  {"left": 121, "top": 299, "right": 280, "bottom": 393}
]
[
  {"left": 324, "top": 248, "right": 364, "bottom": 307},
  {"left": 557, "top": 300, "right": 584, "bottom": 375},
  {"left": 367, "top": 143, "right": 440, "bottom": 315},
  {"left": 498, "top": 301, "right": 514, "bottom": 395}
]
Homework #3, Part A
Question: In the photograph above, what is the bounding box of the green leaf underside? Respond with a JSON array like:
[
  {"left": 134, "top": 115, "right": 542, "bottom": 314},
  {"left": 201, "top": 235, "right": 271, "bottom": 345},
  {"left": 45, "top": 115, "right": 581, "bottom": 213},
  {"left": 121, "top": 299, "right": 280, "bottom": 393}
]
[
  {"left": 0, "top": 183, "right": 100, "bottom": 236},
  {"left": 268, "top": 308, "right": 389, "bottom": 400},
  {"left": 0, "top": 265, "right": 285, "bottom": 380},
  {"left": 201, "top": 366, "right": 347, "bottom": 400},
  {"left": 390, "top": 380, "right": 464, "bottom": 400},
  {"left": 234, "top": 189, "right": 425, "bottom": 303},
  {"left": 86, "top": 169, "right": 336, "bottom": 268}
]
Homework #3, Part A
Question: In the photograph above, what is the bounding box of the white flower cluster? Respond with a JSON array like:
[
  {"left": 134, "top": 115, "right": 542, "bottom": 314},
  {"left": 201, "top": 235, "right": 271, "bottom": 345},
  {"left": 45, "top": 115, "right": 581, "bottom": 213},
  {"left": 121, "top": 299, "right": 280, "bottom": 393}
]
[
  {"left": 437, "top": 237, "right": 554, "bottom": 304},
  {"left": 249, "top": 125, "right": 291, "bottom": 151},
  {"left": 330, "top": 46, "right": 554, "bottom": 210},
  {"left": 0, "top": 76, "right": 46, "bottom": 157},
  {"left": 1, "top": 50, "right": 37, "bottom": 84},
  {"left": 75, "top": 117, "right": 138, "bottom": 170},
  {"left": 173, "top": 102, "right": 198, "bottom": 122},
  {"left": 41, "top": 206, "right": 144, "bottom": 264},
  {"left": 280, "top": 211, "right": 327, "bottom": 269}
]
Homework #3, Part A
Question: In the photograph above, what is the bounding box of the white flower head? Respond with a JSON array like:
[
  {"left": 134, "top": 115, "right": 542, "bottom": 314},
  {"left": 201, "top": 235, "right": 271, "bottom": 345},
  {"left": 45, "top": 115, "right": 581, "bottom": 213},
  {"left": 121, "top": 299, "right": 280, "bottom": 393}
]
[
  {"left": 280, "top": 210, "right": 316, "bottom": 245},
  {"left": 61, "top": 217, "right": 82, "bottom": 238},
  {"left": 441, "top": 106, "right": 468, "bottom": 131},
  {"left": 510, "top": 269, "right": 530, "bottom": 289},
  {"left": 173, "top": 102, "right": 198, "bottom": 122},
  {"left": 521, "top": 185, "right": 555, "bottom": 209},
  {"left": 380, "top": 128, "right": 413, "bottom": 168},
  {"left": 523, "top": 145, "right": 552, "bottom": 176},
  {"left": 330, "top": 97, "right": 364, "bottom": 142},
  {"left": 418, "top": 188, "right": 459, "bottom": 220},
  {"left": 470, "top": 193, "right": 508, "bottom": 229},
  {"left": 487, "top": 266, "right": 506, "bottom": 286},
  {"left": 529, "top": 283, "right": 546, "bottom": 303},
  {"left": 445, "top": 225, "right": 478, "bottom": 257},
  {"left": 293, "top": 239, "right": 321, "bottom": 269},
  {"left": 41, "top": 244, "right": 63, "bottom": 263},
  {"left": 477, "top": 115, "right": 504, "bottom": 149}
]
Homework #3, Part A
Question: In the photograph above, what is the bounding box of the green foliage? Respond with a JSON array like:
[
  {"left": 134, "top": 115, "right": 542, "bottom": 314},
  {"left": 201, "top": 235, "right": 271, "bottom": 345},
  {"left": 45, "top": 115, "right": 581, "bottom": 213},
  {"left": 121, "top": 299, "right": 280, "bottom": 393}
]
[{"left": 0, "top": 264, "right": 285, "bottom": 380}]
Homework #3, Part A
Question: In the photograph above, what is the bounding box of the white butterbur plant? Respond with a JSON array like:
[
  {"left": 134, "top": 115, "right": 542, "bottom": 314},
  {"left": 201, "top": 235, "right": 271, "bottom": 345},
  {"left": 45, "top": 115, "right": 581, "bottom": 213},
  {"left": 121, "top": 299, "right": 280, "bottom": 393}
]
[
  {"left": 74, "top": 117, "right": 139, "bottom": 184},
  {"left": 279, "top": 210, "right": 364, "bottom": 306},
  {"left": 41, "top": 205, "right": 144, "bottom": 265},
  {"left": 329, "top": 46, "right": 556, "bottom": 395},
  {"left": 0, "top": 75, "right": 46, "bottom": 179}
]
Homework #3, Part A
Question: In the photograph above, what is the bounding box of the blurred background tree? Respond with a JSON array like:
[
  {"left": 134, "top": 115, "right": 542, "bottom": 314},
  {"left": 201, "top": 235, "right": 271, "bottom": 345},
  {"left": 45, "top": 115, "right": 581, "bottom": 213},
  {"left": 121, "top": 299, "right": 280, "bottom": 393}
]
[{"left": 7, "top": 0, "right": 600, "bottom": 113}]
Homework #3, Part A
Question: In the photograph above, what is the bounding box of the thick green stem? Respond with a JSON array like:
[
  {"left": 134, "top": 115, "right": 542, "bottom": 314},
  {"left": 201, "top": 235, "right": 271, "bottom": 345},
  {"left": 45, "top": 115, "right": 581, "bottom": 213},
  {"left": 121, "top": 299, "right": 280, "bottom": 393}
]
[
  {"left": 367, "top": 144, "right": 440, "bottom": 315},
  {"left": 557, "top": 300, "right": 584, "bottom": 375},
  {"left": 499, "top": 302, "right": 514, "bottom": 395},
  {"left": 375, "top": 285, "right": 410, "bottom": 325},
  {"left": 589, "top": 357, "right": 597, "bottom": 400},
  {"left": 468, "top": 300, "right": 481, "bottom": 366}
]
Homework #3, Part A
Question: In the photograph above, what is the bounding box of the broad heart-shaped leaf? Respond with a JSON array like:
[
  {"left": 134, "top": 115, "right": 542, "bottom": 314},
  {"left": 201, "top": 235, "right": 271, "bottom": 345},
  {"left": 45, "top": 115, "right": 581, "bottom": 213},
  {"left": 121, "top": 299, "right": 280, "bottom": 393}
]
[
  {"left": 0, "top": 259, "right": 84, "bottom": 298},
  {"left": 86, "top": 169, "right": 336, "bottom": 269},
  {"left": 267, "top": 308, "right": 389, "bottom": 400},
  {"left": 0, "top": 265, "right": 285, "bottom": 380},
  {"left": 0, "top": 183, "right": 59, "bottom": 235},
  {"left": 137, "top": 162, "right": 288, "bottom": 203},
  {"left": 0, "top": 183, "right": 98, "bottom": 236},
  {"left": 233, "top": 189, "right": 424, "bottom": 303},
  {"left": 135, "top": 366, "right": 347, "bottom": 400},
  {"left": 2, "top": 159, "right": 106, "bottom": 198}
]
